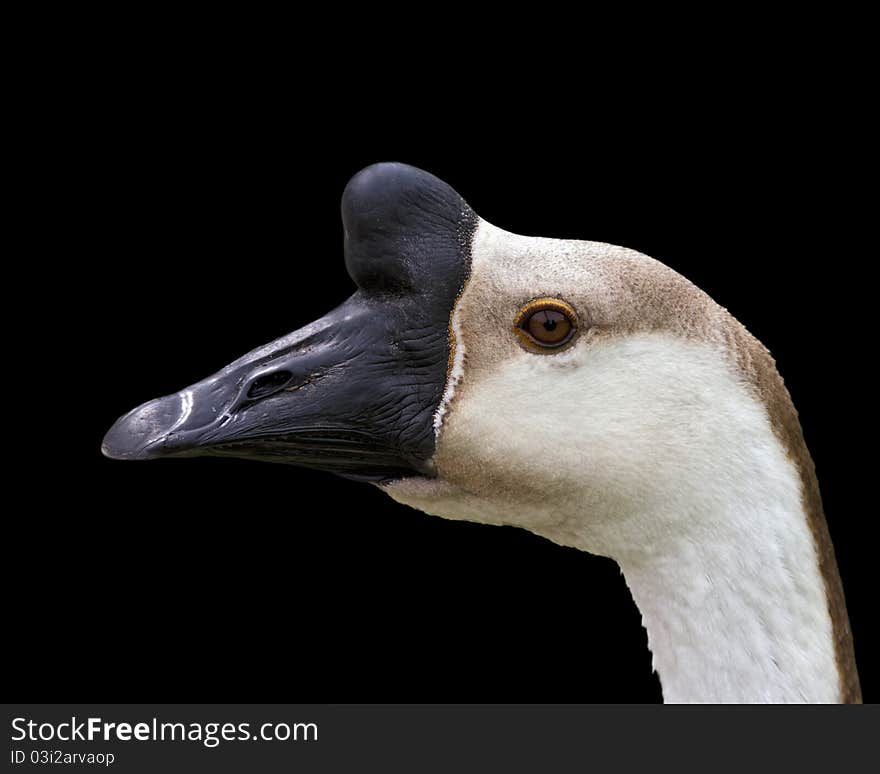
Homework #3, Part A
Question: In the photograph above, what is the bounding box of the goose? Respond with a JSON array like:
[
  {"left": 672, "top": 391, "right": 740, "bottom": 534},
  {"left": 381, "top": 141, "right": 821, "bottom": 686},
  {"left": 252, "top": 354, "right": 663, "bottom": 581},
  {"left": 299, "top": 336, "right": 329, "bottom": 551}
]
[{"left": 102, "top": 162, "right": 860, "bottom": 704}]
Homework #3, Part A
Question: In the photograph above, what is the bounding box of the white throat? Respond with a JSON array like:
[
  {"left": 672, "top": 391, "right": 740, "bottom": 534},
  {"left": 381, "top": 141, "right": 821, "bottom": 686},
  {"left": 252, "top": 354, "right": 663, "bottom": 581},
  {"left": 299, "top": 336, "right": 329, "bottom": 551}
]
[
  {"left": 602, "top": 339, "right": 840, "bottom": 702},
  {"left": 384, "top": 333, "right": 840, "bottom": 703},
  {"left": 616, "top": 492, "right": 838, "bottom": 703}
]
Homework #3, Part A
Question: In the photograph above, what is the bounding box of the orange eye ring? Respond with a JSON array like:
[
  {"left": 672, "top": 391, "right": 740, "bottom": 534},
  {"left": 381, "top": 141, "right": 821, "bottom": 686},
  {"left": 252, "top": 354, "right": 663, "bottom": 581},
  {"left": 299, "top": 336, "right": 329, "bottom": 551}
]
[{"left": 514, "top": 298, "right": 580, "bottom": 351}]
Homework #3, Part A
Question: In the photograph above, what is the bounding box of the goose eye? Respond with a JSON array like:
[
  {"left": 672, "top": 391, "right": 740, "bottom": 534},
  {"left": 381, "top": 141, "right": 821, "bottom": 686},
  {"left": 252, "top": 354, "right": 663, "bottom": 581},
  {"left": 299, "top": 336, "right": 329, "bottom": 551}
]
[{"left": 514, "top": 298, "right": 579, "bottom": 350}]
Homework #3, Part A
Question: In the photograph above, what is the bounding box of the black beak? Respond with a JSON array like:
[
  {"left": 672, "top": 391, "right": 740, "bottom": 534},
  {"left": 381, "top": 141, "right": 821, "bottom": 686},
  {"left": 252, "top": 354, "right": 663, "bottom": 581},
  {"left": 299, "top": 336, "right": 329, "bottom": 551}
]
[
  {"left": 102, "top": 298, "right": 440, "bottom": 481},
  {"left": 102, "top": 162, "right": 476, "bottom": 483}
]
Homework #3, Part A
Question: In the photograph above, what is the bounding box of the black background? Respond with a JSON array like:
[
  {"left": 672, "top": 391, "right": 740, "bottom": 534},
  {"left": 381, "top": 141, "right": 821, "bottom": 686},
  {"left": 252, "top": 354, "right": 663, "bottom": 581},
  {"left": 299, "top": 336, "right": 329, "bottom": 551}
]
[{"left": 13, "top": 48, "right": 874, "bottom": 704}]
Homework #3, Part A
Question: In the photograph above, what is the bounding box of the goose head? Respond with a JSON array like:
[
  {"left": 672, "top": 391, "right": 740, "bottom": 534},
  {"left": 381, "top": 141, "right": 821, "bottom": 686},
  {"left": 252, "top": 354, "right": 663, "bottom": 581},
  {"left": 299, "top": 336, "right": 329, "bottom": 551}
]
[{"left": 103, "top": 162, "right": 860, "bottom": 703}]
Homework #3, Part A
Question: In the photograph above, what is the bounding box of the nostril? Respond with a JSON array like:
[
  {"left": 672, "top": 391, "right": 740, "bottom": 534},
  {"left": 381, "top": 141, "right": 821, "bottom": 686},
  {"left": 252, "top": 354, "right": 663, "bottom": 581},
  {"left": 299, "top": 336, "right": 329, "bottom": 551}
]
[{"left": 247, "top": 370, "right": 293, "bottom": 400}]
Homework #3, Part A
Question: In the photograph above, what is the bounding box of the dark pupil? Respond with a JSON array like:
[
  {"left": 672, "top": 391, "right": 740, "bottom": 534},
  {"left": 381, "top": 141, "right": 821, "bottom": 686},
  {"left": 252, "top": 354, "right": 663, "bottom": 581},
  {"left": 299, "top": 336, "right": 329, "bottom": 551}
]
[{"left": 526, "top": 309, "right": 572, "bottom": 345}]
